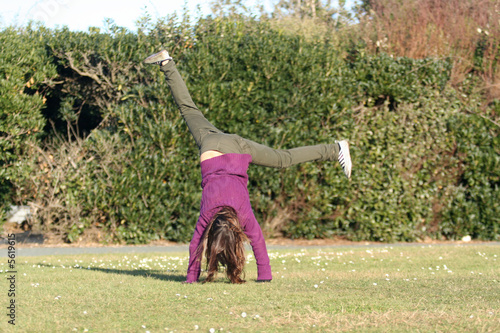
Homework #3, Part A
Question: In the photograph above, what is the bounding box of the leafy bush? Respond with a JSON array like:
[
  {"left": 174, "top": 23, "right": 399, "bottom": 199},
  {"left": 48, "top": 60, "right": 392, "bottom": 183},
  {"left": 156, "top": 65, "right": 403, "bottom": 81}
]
[
  {"left": 0, "top": 26, "right": 58, "bottom": 216},
  {"left": 1, "top": 14, "right": 498, "bottom": 243},
  {"left": 440, "top": 111, "right": 500, "bottom": 240},
  {"left": 357, "top": 0, "right": 500, "bottom": 100}
]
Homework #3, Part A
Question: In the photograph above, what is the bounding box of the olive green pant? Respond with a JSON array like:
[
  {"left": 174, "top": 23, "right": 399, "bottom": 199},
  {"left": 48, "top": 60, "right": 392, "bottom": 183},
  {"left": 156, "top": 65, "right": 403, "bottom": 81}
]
[{"left": 161, "top": 61, "right": 339, "bottom": 168}]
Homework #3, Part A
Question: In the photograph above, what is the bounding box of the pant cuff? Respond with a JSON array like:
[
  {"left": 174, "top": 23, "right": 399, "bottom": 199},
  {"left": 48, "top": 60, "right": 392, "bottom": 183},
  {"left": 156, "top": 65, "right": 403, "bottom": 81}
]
[{"left": 160, "top": 60, "right": 175, "bottom": 72}]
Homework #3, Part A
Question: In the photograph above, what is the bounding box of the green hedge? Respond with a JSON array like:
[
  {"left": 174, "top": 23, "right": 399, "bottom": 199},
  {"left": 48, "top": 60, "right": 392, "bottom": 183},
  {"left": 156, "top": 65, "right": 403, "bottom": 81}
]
[
  {"left": 0, "top": 26, "right": 58, "bottom": 210},
  {"left": 1, "top": 16, "right": 498, "bottom": 243}
]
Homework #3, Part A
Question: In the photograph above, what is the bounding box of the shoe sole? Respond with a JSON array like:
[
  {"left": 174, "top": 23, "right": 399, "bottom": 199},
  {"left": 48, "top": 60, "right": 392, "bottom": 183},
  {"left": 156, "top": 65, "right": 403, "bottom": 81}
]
[
  {"left": 337, "top": 140, "right": 352, "bottom": 179},
  {"left": 144, "top": 50, "right": 169, "bottom": 64}
]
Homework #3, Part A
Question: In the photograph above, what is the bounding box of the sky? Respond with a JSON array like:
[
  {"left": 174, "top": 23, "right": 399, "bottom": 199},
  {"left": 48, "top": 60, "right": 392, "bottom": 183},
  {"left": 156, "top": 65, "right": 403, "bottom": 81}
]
[{"left": 1, "top": 0, "right": 355, "bottom": 32}]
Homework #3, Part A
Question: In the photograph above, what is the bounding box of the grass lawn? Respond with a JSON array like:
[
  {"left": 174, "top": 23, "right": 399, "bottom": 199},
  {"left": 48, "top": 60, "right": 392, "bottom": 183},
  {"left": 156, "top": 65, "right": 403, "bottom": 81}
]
[{"left": 1, "top": 243, "right": 499, "bottom": 332}]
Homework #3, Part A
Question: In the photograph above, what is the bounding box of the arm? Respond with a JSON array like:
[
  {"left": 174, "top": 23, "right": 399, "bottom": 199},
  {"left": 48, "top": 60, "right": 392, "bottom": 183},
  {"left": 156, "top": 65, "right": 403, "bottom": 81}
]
[
  {"left": 186, "top": 213, "right": 210, "bottom": 283},
  {"left": 243, "top": 211, "right": 272, "bottom": 281}
]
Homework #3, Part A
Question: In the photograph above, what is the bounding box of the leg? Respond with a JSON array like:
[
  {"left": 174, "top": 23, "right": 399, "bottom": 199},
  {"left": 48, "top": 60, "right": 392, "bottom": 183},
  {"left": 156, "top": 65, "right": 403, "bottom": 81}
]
[
  {"left": 243, "top": 138, "right": 351, "bottom": 178},
  {"left": 240, "top": 137, "right": 340, "bottom": 169},
  {"left": 145, "top": 51, "right": 351, "bottom": 178},
  {"left": 147, "top": 51, "right": 248, "bottom": 155},
  {"left": 160, "top": 59, "right": 222, "bottom": 149}
]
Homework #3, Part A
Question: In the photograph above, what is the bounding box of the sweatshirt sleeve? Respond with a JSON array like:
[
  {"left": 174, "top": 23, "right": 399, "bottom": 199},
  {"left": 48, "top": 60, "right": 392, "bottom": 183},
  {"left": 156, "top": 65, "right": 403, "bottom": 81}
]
[
  {"left": 186, "top": 213, "right": 210, "bottom": 283},
  {"left": 242, "top": 210, "right": 272, "bottom": 281}
]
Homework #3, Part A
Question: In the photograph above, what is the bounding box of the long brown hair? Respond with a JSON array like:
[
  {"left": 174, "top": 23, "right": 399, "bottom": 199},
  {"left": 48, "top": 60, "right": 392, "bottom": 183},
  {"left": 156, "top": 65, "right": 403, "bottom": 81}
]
[{"left": 196, "top": 206, "right": 248, "bottom": 284}]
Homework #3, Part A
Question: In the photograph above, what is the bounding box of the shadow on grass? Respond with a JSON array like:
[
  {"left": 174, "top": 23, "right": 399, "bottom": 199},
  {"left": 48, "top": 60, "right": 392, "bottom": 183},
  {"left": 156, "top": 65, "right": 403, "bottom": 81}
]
[
  {"left": 35, "top": 263, "right": 263, "bottom": 284},
  {"left": 37, "top": 263, "right": 186, "bottom": 282},
  {"left": 90, "top": 267, "right": 187, "bottom": 282},
  {"left": 87, "top": 268, "right": 243, "bottom": 284}
]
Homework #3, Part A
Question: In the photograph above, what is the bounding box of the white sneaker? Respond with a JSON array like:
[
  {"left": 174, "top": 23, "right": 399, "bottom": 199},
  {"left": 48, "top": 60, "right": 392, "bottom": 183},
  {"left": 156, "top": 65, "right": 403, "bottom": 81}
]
[
  {"left": 336, "top": 140, "right": 352, "bottom": 179},
  {"left": 144, "top": 50, "right": 172, "bottom": 65}
]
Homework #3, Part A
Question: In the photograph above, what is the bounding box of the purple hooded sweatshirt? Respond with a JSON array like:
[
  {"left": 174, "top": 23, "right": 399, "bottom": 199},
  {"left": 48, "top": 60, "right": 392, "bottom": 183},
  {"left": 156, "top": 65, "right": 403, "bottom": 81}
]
[{"left": 186, "top": 153, "right": 272, "bottom": 283}]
